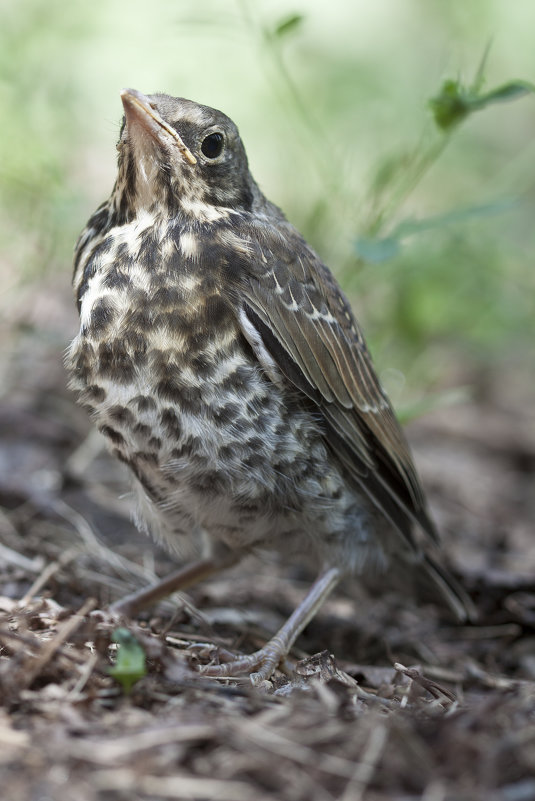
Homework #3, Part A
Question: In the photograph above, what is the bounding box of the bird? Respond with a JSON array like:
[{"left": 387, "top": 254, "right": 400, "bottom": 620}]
[{"left": 67, "top": 88, "right": 474, "bottom": 684}]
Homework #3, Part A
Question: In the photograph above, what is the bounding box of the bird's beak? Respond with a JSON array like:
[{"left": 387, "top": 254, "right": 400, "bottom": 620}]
[{"left": 120, "top": 88, "right": 197, "bottom": 165}]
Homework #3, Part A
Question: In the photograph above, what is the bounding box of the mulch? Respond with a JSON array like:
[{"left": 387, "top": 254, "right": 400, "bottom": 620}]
[{"left": 1, "top": 289, "right": 534, "bottom": 801}]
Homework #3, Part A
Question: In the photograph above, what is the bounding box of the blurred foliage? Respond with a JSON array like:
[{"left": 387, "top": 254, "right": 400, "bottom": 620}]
[
  {"left": 1, "top": 0, "right": 534, "bottom": 406},
  {"left": 0, "top": 0, "right": 96, "bottom": 279},
  {"left": 429, "top": 43, "right": 534, "bottom": 131},
  {"left": 430, "top": 76, "right": 534, "bottom": 131}
]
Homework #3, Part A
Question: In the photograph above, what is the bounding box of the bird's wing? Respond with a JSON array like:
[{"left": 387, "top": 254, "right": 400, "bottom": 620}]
[{"left": 233, "top": 218, "right": 438, "bottom": 553}]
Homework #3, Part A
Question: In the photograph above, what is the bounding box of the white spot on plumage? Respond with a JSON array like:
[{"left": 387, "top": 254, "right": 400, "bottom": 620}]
[
  {"left": 286, "top": 288, "right": 299, "bottom": 312},
  {"left": 79, "top": 273, "right": 106, "bottom": 330},
  {"left": 180, "top": 274, "right": 201, "bottom": 292},
  {"left": 269, "top": 271, "right": 284, "bottom": 295},
  {"left": 180, "top": 197, "right": 228, "bottom": 222},
  {"left": 161, "top": 236, "right": 177, "bottom": 258},
  {"left": 180, "top": 231, "right": 199, "bottom": 258},
  {"left": 217, "top": 229, "right": 252, "bottom": 256},
  {"left": 238, "top": 308, "right": 283, "bottom": 386}
]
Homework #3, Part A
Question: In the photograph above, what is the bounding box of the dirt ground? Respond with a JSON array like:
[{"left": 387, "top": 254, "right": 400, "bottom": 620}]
[{"left": 1, "top": 278, "right": 534, "bottom": 801}]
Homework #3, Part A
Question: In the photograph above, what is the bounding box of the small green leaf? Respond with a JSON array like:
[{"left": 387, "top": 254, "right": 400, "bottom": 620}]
[
  {"left": 108, "top": 627, "right": 147, "bottom": 694},
  {"left": 356, "top": 199, "right": 514, "bottom": 265},
  {"left": 273, "top": 13, "right": 304, "bottom": 39},
  {"left": 430, "top": 76, "right": 535, "bottom": 132},
  {"left": 355, "top": 236, "right": 400, "bottom": 263},
  {"left": 394, "top": 198, "right": 516, "bottom": 238},
  {"left": 476, "top": 81, "right": 535, "bottom": 106}
]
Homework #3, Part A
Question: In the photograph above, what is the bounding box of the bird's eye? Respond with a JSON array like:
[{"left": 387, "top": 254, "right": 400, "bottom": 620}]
[{"left": 201, "top": 132, "right": 224, "bottom": 159}]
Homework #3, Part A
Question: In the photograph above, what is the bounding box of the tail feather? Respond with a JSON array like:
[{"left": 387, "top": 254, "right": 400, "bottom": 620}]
[{"left": 420, "top": 552, "right": 477, "bottom": 623}]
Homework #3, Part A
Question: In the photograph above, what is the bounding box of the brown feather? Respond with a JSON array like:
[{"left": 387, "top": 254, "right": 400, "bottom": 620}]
[{"left": 237, "top": 220, "right": 439, "bottom": 549}]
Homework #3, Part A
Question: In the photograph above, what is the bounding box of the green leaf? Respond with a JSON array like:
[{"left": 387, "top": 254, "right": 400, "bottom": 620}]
[
  {"left": 355, "top": 236, "right": 400, "bottom": 263},
  {"left": 108, "top": 628, "right": 147, "bottom": 694},
  {"left": 430, "top": 76, "right": 535, "bottom": 132},
  {"left": 273, "top": 13, "right": 304, "bottom": 39},
  {"left": 356, "top": 199, "right": 514, "bottom": 264},
  {"left": 476, "top": 81, "right": 535, "bottom": 106},
  {"left": 394, "top": 198, "right": 516, "bottom": 238}
]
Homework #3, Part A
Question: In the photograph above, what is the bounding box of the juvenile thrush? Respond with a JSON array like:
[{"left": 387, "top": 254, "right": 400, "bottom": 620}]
[{"left": 67, "top": 89, "right": 473, "bottom": 683}]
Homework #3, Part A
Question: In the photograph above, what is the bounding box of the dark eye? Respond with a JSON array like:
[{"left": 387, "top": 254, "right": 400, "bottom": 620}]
[{"left": 201, "top": 132, "right": 224, "bottom": 159}]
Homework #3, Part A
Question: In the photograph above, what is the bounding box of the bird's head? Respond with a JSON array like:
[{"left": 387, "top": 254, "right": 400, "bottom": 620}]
[{"left": 114, "top": 89, "right": 258, "bottom": 221}]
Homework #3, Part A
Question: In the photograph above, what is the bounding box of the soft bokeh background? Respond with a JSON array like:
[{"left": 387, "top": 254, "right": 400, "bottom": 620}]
[{"left": 1, "top": 0, "right": 534, "bottom": 411}]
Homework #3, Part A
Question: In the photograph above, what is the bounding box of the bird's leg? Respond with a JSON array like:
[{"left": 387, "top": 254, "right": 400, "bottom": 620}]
[
  {"left": 201, "top": 566, "right": 341, "bottom": 685},
  {"left": 111, "top": 552, "right": 240, "bottom": 618}
]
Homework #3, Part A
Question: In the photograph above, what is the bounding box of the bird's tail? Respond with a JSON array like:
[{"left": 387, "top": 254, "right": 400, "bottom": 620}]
[{"left": 420, "top": 551, "right": 477, "bottom": 623}]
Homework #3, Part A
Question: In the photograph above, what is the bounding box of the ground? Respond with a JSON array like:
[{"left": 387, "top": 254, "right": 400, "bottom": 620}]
[{"left": 1, "top": 279, "right": 534, "bottom": 801}]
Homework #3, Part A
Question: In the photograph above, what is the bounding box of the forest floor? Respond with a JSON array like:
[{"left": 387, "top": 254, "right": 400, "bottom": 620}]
[{"left": 1, "top": 278, "right": 534, "bottom": 801}]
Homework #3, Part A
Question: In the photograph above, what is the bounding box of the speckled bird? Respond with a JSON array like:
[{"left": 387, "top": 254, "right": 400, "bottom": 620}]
[{"left": 67, "top": 89, "right": 473, "bottom": 683}]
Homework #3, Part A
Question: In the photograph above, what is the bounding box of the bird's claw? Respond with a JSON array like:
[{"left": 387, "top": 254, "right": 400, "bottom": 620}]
[{"left": 200, "top": 644, "right": 285, "bottom": 685}]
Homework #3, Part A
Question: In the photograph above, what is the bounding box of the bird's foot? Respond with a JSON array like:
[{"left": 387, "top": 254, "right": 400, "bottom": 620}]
[
  {"left": 200, "top": 566, "right": 342, "bottom": 685},
  {"left": 200, "top": 638, "right": 289, "bottom": 686}
]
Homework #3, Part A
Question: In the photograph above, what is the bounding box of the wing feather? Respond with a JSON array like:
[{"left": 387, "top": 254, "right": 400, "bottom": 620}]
[{"left": 233, "top": 220, "right": 439, "bottom": 549}]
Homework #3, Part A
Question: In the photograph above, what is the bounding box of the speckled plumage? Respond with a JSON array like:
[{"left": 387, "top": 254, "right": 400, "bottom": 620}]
[{"left": 67, "top": 89, "right": 472, "bottom": 679}]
